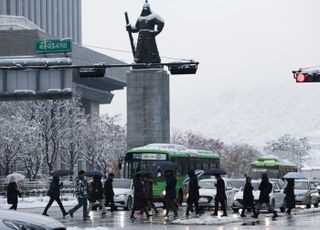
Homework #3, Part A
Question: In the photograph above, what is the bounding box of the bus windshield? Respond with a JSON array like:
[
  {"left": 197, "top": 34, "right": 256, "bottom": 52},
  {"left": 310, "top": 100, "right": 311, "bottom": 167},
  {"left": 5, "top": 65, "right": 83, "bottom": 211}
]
[
  {"left": 125, "top": 160, "right": 164, "bottom": 179},
  {"left": 250, "top": 167, "right": 279, "bottom": 179}
]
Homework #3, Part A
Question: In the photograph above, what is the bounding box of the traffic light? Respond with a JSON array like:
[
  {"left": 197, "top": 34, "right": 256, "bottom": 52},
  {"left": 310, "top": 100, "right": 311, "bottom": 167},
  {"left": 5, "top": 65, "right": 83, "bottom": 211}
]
[
  {"left": 294, "top": 72, "right": 320, "bottom": 83},
  {"left": 79, "top": 67, "right": 106, "bottom": 78},
  {"left": 169, "top": 63, "right": 198, "bottom": 75}
]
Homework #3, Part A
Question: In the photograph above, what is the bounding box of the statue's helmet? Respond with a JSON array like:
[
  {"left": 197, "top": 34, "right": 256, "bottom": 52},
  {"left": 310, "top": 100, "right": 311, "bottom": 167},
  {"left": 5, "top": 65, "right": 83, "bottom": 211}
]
[{"left": 141, "top": 0, "right": 151, "bottom": 16}]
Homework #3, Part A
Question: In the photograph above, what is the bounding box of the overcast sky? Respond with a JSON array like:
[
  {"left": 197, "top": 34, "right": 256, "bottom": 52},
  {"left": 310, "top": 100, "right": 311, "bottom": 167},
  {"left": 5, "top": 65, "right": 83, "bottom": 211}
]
[{"left": 82, "top": 0, "right": 320, "bottom": 144}]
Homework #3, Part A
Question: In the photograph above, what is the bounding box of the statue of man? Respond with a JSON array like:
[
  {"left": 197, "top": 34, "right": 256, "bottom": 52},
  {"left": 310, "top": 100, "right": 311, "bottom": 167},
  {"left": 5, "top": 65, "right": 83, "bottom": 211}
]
[{"left": 126, "top": 1, "right": 164, "bottom": 64}]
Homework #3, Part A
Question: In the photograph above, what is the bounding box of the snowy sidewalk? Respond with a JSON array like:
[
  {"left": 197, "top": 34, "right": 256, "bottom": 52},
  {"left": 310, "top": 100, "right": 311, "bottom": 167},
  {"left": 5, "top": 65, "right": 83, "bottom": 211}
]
[{"left": 0, "top": 195, "right": 77, "bottom": 209}]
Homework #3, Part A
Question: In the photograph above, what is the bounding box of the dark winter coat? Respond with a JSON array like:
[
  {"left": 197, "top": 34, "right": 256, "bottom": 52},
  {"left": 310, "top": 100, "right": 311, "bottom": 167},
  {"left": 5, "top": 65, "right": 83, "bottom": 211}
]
[
  {"left": 284, "top": 182, "right": 295, "bottom": 209},
  {"left": 47, "top": 178, "right": 62, "bottom": 199},
  {"left": 188, "top": 176, "right": 199, "bottom": 201},
  {"left": 258, "top": 180, "right": 272, "bottom": 203},
  {"left": 165, "top": 175, "right": 177, "bottom": 200},
  {"left": 243, "top": 182, "right": 255, "bottom": 207},
  {"left": 144, "top": 178, "right": 154, "bottom": 201},
  {"left": 7, "top": 182, "right": 22, "bottom": 205},
  {"left": 104, "top": 178, "right": 114, "bottom": 199},
  {"left": 215, "top": 178, "right": 226, "bottom": 201},
  {"left": 90, "top": 177, "right": 104, "bottom": 202},
  {"left": 133, "top": 177, "right": 145, "bottom": 209}
]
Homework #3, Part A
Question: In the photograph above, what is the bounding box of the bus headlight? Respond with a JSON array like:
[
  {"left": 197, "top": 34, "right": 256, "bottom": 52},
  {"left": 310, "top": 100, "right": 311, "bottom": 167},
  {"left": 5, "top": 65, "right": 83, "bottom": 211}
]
[{"left": 160, "top": 190, "right": 166, "bottom": 198}]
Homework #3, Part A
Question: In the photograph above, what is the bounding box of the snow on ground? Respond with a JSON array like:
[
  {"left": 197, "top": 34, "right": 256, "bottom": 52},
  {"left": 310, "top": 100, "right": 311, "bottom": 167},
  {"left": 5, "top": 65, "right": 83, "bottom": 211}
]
[
  {"left": 0, "top": 195, "right": 77, "bottom": 209},
  {"left": 293, "top": 207, "right": 320, "bottom": 216},
  {"left": 171, "top": 214, "right": 242, "bottom": 225},
  {"left": 67, "top": 227, "right": 121, "bottom": 230}
]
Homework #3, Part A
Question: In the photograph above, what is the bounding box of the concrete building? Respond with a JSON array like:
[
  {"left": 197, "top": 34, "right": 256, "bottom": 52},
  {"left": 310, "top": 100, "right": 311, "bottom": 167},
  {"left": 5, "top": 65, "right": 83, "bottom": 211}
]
[
  {"left": 0, "top": 15, "right": 127, "bottom": 115},
  {"left": 0, "top": 0, "right": 82, "bottom": 44}
]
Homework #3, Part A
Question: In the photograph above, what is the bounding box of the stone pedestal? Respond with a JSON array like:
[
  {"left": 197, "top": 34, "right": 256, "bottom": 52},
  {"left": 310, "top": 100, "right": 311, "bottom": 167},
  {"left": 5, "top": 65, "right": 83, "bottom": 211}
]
[{"left": 127, "top": 68, "right": 170, "bottom": 149}]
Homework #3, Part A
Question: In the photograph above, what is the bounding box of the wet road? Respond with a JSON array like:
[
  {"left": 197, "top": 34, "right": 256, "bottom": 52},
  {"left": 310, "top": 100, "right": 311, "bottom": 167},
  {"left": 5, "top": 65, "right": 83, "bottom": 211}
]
[{"left": 18, "top": 205, "right": 320, "bottom": 229}]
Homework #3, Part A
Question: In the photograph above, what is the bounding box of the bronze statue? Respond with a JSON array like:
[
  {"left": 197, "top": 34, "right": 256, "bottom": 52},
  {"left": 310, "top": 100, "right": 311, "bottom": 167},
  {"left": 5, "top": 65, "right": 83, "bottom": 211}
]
[{"left": 126, "top": 1, "right": 164, "bottom": 64}]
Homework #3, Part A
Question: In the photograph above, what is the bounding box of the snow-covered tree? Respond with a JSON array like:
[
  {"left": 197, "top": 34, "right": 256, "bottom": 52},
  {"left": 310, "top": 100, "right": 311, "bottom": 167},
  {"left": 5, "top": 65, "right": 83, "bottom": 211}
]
[
  {"left": 171, "top": 130, "right": 225, "bottom": 155},
  {"left": 220, "top": 144, "right": 260, "bottom": 177},
  {"left": 264, "top": 134, "right": 311, "bottom": 169}
]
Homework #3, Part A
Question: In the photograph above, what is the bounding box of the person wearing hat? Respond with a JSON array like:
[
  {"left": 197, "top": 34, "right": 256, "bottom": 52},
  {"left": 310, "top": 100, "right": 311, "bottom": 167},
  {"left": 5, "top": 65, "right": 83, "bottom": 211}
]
[{"left": 43, "top": 176, "right": 68, "bottom": 217}]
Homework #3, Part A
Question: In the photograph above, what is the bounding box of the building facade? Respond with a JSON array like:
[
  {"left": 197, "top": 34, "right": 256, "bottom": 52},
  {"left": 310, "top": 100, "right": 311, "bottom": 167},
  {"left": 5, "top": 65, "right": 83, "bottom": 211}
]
[{"left": 0, "top": 0, "right": 82, "bottom": 44}]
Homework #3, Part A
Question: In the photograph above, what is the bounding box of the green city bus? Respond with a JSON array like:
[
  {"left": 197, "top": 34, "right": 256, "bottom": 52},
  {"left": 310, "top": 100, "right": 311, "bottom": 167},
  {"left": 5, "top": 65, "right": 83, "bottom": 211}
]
[
  {"left": 124, "top": 144, "right": 220, "bottom": 201},
  {"left": 249, "top": 155, "right": 297, "bottom": 179}
]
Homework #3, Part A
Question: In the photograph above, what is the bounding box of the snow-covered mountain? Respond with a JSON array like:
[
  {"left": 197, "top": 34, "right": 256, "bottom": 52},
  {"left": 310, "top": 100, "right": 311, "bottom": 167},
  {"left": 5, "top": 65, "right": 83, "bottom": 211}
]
[{"left": 171, "top": 81, "right": 320, "bottom": 148}]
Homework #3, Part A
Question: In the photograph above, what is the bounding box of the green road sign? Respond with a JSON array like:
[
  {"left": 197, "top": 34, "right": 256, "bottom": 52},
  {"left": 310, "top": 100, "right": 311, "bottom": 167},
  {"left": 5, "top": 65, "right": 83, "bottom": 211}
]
[{"left": 35, "top": 39, "right": 72, "bottom": 53}]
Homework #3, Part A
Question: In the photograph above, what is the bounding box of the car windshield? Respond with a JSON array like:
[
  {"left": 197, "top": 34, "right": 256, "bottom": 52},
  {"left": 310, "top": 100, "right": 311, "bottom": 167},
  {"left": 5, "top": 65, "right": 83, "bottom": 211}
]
[
  {"left": 199, "top": 181, "right": 216, "bottom": 189},
  {"left": 113, "top": 180, "right": 131, "bottom": 189},
  {"left": 229, "top": 179, "right": 245, "bottom": 189},
  {"left": 295, "top": 181, "right": 309, "bottom": 190}
]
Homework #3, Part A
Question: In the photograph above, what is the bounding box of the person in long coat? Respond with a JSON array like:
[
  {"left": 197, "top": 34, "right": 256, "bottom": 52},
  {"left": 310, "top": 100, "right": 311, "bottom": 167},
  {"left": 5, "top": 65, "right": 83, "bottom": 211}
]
[
  {"left": 240, "top": 177, "right": 257, "bottom": 217},
  {"left": 88, "top": 175, "right": 106, "bottom": 214},
  {"left": 43, "top": 176, "right": 68, "bottom": 217},
  {"left": 284, "top": 179, "right": 295, "bottom": 217},
  {"left": 212, "top": 174, "right": 228, "bottom": 217},
  {"left": 144, "top": 173, "right": 159, "bottom": 214},
  {"left": 164, "top": 170, "right": 178, "bottom": 218},
  {"left": 253, "top": 173, "right": 278, "bottom": 218},
  {"left": 130, "top": 173, "right": 150, "bottom": 219},
  {"left": 104, "top": 173, "right": 116, "bottom": 212},
  {"left": 186, "top": 170, "right": 200, "bottom": 216},
  {"left": 7, "top": 179, "right": 22, "bottom": 210}
]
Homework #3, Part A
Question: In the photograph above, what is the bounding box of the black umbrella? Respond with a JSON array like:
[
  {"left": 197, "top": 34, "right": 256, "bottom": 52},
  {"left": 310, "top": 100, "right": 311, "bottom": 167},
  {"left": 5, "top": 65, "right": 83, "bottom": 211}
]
[
  {"left": 51, "top": 169, "right": 73, "bottom": 177},
  {"left": 156, "top": 161, "right": 179, "bottom": 172},
  {"left": 86, "top": 171, "right": 103, "bottom": 177},
  {"left": 203, "top": 168, "right": 227, "bottom": 176}
]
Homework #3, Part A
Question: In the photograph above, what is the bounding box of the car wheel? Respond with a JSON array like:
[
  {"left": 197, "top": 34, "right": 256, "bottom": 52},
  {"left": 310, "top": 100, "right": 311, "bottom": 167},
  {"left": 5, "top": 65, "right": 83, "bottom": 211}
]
[
  {"left": 233, "top": 208, "right": 239, "bottom": 213},
  {"left": 280, "top": 206, "right": 285, "bottom": 213},
  {"left": 124, "top": 196, "right": 132, "bottom": 210},
  {"left": 306, "top": 198, "right": 311, "bottom": 209},
  {"left": 314, "top": 200, "right": 319, "bottom": 208}
]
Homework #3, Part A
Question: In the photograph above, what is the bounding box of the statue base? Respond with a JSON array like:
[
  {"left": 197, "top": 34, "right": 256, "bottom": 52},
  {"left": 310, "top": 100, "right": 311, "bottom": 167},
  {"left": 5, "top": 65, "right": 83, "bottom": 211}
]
[{"left": 127, "top": 68, "right": 170, "bottom": 149}]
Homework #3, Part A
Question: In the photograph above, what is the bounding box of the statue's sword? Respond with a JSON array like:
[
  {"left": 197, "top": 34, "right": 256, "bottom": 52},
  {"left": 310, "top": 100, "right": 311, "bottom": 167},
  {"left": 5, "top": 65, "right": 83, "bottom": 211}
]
[{"left": 125, "top": 12, "right": 136, "bottom": 58}]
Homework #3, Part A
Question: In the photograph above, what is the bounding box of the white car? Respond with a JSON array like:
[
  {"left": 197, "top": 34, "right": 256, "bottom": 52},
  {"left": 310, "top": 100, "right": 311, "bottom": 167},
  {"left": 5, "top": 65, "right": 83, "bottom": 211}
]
[
  {"left": 294, "top": 180, "right": 319, "bottom": 208},
  {"left": 198, "top": 178, "right": 237, "bottom": 208},
  {"left": 0, "top": 210, "right": 66, "bottom": 230},
  {"left": 232, "top": 180, "right": 285, "bottom": 213},
  {"left": 113, "top": 178, "right": 134, "bottom": 210}
]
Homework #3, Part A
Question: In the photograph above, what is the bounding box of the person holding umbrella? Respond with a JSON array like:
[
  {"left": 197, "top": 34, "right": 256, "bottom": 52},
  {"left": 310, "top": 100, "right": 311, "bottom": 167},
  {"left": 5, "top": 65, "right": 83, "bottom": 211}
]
[
  {"left": 212, "top": 174, "right": 228, "bottom": 217},
  {"left": 68, "top": 170, "right": 89, "bottom": 220},
  {"left": 88, "top": 175, "right": 106, "bottom": 215},
  {"left": 164, "top": 169, "right": 178, "bottom": 218},
  {"left": 240, "top": 176, "right": 257, "bottom": 217},
  {"left": 43, "top": 176, "right": 68, "bottom": 217},
  {"left": 284, "top": 178, "right": 295, "bottom": 218},
  {"left": 7, "top": 175, "right": 22, "bottom": 210},
  {"left": 186, "top": 169, "right": 200, "bottom": 217},
  {"left": 130, "top": 172, "right": 151, "bottom": 219},
  {"left": 144, "top": 173, "right": 159, "bottom": 215}
]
